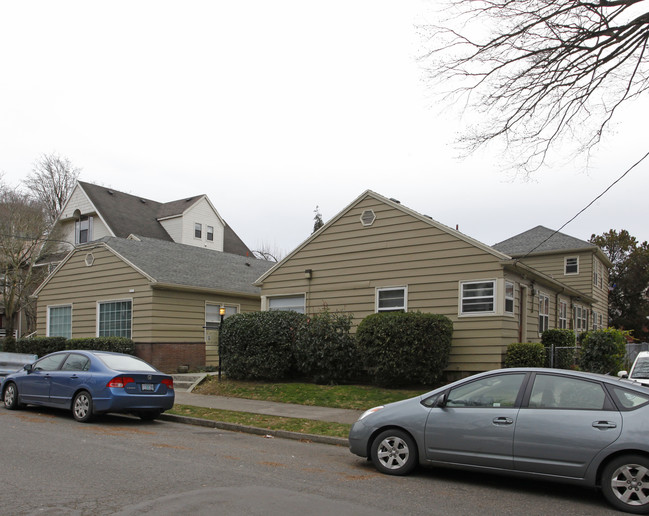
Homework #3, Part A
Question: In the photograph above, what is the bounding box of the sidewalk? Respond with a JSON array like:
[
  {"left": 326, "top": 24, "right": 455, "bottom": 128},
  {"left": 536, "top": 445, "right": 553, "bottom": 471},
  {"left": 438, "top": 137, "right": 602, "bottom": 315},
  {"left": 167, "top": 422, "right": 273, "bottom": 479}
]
[
  {"left": 161, "top": 375, "right": 363, "bottom": 446},
  {"left": 173, "top": 391, "right": 363, "bottom": 425}
]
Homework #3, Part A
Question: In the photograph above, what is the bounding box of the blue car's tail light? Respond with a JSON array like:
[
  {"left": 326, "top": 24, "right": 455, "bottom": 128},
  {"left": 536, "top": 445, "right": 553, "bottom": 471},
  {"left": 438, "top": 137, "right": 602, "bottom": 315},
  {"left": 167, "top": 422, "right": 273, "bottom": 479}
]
[{"left": 107, "top": 376, "right": 135, "bottom": 388}]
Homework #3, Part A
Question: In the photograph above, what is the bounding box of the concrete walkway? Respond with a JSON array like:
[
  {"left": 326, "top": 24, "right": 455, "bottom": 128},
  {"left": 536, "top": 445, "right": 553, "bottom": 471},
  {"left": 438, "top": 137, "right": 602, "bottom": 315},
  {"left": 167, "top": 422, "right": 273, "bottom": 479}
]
[{"left": 174, "top": 391, "right": 363, "bottom": 425}]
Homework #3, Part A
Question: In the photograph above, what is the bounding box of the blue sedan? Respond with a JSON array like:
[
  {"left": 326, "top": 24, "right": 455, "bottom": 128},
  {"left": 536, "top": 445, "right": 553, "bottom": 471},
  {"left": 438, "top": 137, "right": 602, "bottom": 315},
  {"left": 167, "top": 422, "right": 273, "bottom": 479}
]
[{"left": 1, "top": 350, "right": 174, "bottom": 422}]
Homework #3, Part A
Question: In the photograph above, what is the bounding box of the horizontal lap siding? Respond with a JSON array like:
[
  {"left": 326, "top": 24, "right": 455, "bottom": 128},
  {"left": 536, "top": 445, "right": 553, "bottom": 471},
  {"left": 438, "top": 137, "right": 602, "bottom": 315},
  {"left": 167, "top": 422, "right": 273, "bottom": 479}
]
[
  {"left": 262, "top": 195, "right": 516, "bottom": 373},
  {"left": 36, "top": 248, "right": 151, "bottom": 338},
  {"left": 149, "top": 289, "right": 260, "bottom": 342}
]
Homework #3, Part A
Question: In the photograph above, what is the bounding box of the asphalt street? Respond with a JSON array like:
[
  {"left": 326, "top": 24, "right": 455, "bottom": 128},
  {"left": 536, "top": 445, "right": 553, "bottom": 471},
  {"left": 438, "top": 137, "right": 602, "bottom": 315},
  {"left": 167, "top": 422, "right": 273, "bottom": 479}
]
[{"left": 0, "top": 405, "right": 619, "bottom": 516}]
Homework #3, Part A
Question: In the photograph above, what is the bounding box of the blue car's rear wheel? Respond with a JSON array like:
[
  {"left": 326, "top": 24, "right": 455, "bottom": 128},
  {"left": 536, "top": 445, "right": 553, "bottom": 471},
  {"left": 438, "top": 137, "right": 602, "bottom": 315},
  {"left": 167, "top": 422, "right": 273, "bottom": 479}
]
[
  {"left": 3, "top": 382, "right": 23, "bottom": 410},
  {"left": 370, "top": 429, "right": 418, "bottom": 476},
  {"left": 72, "top": 391, "right": 93, "bottom": 423}
]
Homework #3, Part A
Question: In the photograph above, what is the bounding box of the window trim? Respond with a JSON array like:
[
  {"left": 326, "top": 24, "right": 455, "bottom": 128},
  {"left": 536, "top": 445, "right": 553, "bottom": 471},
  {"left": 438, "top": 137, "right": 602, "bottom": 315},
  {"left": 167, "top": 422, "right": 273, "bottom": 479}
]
[
  {"left": 538, "top": 292, "right": 550, "bottom": 334},
  {"left": 207, "top": 225, "right": 214, "bottom": 242},
  {"left": 97, "top": 299, "right": 133, "bottom": 338},
  {"left": 558, "top": 300, "right": 568, "bottom": 329},
  {"left": 194, "top": 222, "right": 202, "bottom": 239},
  {"left": 564, "top": 256, "right": 579, "bottom": 275},
  {"left": 376, "top": 286, "right": 408, "bottom": 313},
  {"left": 47, "top": 304, "right": 72, "bottom": 338},
  {"left": 266, "top": 294, "right": 306, "bottom": 314},
  {"left": 459, "top": 279, "right": 496, "bottom": 316},
  {"left": 505, "top": 281, "right": 515, "bottom": 315},
  {"left": 75, "top": 216, "right": 93, "bottom": 245}
]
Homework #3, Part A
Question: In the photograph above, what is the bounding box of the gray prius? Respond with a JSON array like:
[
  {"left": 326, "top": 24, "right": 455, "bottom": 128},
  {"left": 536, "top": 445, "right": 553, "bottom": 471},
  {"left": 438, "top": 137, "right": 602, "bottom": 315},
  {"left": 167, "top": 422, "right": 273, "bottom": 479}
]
[{"left": 349, "top": 368, "right": 649, "bottom": 514}]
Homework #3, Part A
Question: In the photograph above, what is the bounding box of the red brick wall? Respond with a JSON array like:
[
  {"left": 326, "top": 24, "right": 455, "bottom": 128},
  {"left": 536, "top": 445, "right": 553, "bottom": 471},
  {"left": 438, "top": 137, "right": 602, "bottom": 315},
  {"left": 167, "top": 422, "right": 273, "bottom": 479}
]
[{"left": 135, "top": 342, "right": 205, "bottom": 373}]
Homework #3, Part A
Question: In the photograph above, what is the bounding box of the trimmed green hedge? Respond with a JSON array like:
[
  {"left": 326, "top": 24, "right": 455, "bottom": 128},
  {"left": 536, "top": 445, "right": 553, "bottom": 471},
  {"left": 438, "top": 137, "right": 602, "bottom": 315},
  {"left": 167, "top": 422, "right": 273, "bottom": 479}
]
[
  {"left": 504, "top": 342, "right": 545, "bottom": 368},
  {"left": 14, "top": 336, "right": 135, "bottom": 357},
  {"left": 579, "top": 328, "right": 627, "bottom": 375},
  {"left": 220, "top": 311, "right": 306, "bottom": 381},
  {"left": 356, "top": 312, "right": 453, "bottom": 388},
  {"left": 294, "top": 310, "right": 359, "bottom": 384},
  {"left": 541, "top": 329, "right": 577, "bottom": 369}
]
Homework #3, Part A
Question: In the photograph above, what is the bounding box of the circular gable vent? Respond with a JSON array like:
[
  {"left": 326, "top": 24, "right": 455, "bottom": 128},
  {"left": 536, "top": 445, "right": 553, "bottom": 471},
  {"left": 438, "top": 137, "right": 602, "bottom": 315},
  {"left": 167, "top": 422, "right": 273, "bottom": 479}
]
[{"left": 360, "top": 210, "right": 376, "bottom": 227}]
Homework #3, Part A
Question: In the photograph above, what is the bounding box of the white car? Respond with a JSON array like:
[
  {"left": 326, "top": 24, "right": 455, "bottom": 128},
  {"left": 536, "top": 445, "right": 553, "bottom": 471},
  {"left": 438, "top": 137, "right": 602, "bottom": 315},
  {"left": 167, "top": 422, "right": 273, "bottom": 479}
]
[{"left": 619, "top": 351, "right": 649, "bottom": 387}]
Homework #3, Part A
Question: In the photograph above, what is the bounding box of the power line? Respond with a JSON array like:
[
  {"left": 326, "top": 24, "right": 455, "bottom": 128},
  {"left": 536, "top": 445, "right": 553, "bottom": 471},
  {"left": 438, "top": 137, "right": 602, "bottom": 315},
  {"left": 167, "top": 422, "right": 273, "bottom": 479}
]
[{"left": 518, "top": 149, "right": 649, "bottom": 261}]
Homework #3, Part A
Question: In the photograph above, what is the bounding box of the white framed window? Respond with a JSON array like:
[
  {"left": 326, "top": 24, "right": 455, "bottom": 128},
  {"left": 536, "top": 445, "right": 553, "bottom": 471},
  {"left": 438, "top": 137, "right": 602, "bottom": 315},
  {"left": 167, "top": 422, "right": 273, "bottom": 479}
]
[
  {"left": 505, "top": 281, "right": 515, "bottom": 314},
  {"left": 559, "top": 300, "right": 568, "bottom": 329},
  {"left": 207, "top": 225, "right": 214, "bottom": 241},
  {"left": 538, "top": 292, "right": 549, "bottom": 333},
  {"left": 194, "top": 223, "right": 202, "bottom": 239},
  {"left": 205, "top": 303, "right": 238, "bottom": 330},
  {"left": 460, "top": 280, "right": 495, "bottom": 315},
  {"left": 268, "top": 295, "right": 305, "bottom": 314},
  {"left": 592, "top": 310, "right": 599, "bottom": 330},
  {"left": 98, "top": 300, "right": 132, "bottom": 338},
  {"left": 574, "top": 305, "right": 588, "bottom": 332},
  {"left": 376, "top": 286, "right": 407, "bottom": 313},
  {"left": 48, "top": 305, "right": 72, "bottom": 338},
  {"left": 75, "top": 216, "right": 93, "bottom": 244},
  {"left": 565, "top": 256, "right": 579, "bottom": 275}
]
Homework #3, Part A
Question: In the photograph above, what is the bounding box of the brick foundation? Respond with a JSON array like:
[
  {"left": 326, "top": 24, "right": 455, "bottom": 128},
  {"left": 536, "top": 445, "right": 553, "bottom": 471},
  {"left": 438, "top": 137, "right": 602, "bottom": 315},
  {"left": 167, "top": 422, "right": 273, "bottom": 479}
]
[{"left": 135, "top": 342, "right": 206, "bottom": 374}]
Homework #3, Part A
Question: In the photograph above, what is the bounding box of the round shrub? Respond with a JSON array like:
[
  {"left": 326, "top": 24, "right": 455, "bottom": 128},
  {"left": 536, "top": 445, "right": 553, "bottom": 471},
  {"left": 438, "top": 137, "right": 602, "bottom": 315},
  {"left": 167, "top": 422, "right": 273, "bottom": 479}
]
[
  {"left": 356, "top": 311, "right": 453, "bottom": 388},
  {"left": 541, "top": 329, "right": 577, "bottom": 369},
  {"left": 220, "top": 311, "right": 306, "bottom": 381},
  {"left": 579, "top": 328, "right": 627, "bottom": 375},
  {"left": 504, "top": 342, "right": 545, "bottom": 368},
  {"left": 294, "top": 310, "right": 359, "bottom": 384}
]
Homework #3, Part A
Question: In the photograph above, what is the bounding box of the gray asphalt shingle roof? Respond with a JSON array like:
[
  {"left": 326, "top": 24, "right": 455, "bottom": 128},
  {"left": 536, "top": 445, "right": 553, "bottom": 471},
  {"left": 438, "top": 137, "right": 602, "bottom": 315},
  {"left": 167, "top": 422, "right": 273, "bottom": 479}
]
[
  {"left": 79, "top": 181, "right": 252, "bottom": 256},
  {"left": 493, "top": 225, "right": 596, "bottom": 256},
  {"left": 97, "top": 236, "right": 273, "bottom": 295}
]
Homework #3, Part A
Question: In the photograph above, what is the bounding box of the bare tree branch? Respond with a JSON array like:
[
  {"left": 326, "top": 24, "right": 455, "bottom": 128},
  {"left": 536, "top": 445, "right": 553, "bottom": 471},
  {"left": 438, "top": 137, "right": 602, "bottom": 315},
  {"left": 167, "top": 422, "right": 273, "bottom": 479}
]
[
  {"left": 420, "top": 0, "right": 649, "bottom": 173},
  {"left": 24, "top": 153, "right": 81, "bottom": 224}
]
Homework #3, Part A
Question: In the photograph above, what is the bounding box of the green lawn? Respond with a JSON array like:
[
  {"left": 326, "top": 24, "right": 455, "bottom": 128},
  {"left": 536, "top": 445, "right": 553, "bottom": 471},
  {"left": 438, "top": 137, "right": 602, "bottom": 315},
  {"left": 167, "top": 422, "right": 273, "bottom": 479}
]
[
  {"left": 168, "top": 378, "right": 427, "bottom": 439},
  {"left": 193, "top": 377, "right": 424, "bottom": 410}
]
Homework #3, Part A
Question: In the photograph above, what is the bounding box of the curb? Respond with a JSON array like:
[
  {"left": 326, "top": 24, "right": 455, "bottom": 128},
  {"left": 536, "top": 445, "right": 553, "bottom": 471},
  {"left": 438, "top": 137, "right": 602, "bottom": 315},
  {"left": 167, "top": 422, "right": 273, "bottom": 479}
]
[{"left": 159, "top": 413, "right": 349, "bottom": 447}]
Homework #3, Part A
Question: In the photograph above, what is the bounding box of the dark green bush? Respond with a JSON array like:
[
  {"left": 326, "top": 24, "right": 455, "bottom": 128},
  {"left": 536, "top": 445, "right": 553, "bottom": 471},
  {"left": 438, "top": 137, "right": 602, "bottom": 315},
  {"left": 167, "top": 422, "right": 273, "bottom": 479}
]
[
  {"left": 504, "top": 342, "right": 545, "bottom": 368},
  {"left": 14, "top": 336, "right": 135, "bottom": 357},
  {"left": 220, "top": 311, "right": 306, "bottom": 381},
  {"left": 294, "top": 310, "right": 359, "bottom": 384},
  {"left": 15, "top": 336, "right": 67, "bottom": 356},
  {"left": 356, "top": 312, "right": 453, "bottom": 388},
  {"left": 1, "top": 336, "right": 17, "bottom": 353},
  {"left": 67, "top": 337, "right": 135, "bottom": 354},
  {"left": 541, "top": 329, "right": 577, "bottom": 369},
  {"left": 579, "top": 328, "right": 627, "bottom": 375}
]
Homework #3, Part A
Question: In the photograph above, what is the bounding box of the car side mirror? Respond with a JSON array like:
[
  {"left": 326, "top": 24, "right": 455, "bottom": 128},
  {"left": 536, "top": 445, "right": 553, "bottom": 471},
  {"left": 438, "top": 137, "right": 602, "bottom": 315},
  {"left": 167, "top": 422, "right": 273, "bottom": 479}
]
[
  {"left": 436, "top": 393, "right": 448, "bottom": 408},
  {"left": 618, "top": 371, "right": 629, "bottom": 379},
  {"left": 24, "top": 364, "right": 33, "bottom": 373}
]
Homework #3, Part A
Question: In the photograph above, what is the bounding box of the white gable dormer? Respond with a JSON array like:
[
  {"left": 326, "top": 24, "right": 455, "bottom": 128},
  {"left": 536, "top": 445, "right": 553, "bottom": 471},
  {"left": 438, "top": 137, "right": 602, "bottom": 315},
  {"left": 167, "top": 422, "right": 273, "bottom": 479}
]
[
  {"left": 158, "top": 195, "right": 225, "bottom": 251},
  {"left": 56, "top": 183, "right": 113, "bottom": 249}
]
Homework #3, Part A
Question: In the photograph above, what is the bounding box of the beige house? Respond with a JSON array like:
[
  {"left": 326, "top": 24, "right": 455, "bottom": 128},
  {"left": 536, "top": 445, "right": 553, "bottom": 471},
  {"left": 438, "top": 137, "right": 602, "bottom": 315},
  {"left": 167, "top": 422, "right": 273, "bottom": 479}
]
[
  {"left": 255, "top": 191, "right": 608, "bottom": 378},
  {"left": 34, "top": 236, "right": 273, "bottom": 372}
]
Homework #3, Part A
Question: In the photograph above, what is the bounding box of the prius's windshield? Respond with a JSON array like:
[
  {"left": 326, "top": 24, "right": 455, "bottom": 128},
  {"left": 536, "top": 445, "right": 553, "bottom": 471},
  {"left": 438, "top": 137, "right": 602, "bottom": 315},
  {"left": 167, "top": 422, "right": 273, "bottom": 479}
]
[{"left": 631, "top": 358, "right": 649, "bottom": 379}]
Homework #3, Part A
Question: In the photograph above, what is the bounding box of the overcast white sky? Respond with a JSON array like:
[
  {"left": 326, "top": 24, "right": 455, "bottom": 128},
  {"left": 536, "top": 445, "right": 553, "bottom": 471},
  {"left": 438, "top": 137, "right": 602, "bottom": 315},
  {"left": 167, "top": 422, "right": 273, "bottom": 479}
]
[{"left": 1, "top": 1, "right": 647, "bottom": 257}]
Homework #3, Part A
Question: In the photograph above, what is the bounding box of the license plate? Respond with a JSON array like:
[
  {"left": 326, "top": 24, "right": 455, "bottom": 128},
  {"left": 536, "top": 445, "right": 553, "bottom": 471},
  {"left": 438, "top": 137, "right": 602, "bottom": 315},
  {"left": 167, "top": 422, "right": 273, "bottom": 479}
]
[{"left": 141, "top": 383, "right": 155, "bottom": 391}]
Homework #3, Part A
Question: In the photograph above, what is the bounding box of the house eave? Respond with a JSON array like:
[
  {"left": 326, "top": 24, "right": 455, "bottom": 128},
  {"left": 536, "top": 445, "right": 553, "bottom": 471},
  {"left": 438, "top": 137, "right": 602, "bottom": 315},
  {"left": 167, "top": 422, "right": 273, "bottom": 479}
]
[{"left": 150, "top": 282, "right": 261, "bottom": 299}]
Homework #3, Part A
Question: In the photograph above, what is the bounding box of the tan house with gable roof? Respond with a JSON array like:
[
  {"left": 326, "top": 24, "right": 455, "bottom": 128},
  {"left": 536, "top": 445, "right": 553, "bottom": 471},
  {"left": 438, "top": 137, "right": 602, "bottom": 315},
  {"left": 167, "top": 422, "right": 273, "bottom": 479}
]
[{"left": 255, "top": 191, "right": 607, "bottom": 378}]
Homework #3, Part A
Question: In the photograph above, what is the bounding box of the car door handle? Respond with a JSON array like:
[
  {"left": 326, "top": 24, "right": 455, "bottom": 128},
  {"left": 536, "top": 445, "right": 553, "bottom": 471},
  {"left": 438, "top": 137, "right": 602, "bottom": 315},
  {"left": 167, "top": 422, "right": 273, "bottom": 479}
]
[
  {"left": 493, "top": 417, "right": 514, "bottom": 425},
  {"left": 592, "top": 421, "right": 617, "bottom": 430}
]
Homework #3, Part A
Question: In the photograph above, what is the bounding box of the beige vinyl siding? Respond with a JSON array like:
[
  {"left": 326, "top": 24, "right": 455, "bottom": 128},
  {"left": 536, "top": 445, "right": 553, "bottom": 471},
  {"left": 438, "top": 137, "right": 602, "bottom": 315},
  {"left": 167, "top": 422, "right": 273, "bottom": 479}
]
[
  {"left": 36, "top": 247, "right": 150, "bottom": 338},
  {"left": 261, "top": 196, "right": 520, "bottom": 374},
  {"left": 148, "top": 288, "right": 260, "bottom": 342},
  {"left": 37, "top": 245, "right": 262, "bottom": 342},
  {"left": 518, "top": 251, "right": 608, "bottom": 328}
]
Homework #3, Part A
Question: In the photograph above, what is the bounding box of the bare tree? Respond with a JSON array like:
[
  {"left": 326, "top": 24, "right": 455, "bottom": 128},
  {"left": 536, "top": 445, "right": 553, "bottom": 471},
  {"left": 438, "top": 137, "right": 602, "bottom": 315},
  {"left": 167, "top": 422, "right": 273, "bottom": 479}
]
[
  {"left": 252, "top": 241, "right": 285, "bottom": 262},
  {"left": 0, "top": 184, "right": 53, "bottom": 343},
  {"left": 313, "top": 205, "right": 324, "bottom": 234},
  {"left": 24, "top": 153, "right": 80, "bottom": 224},
  {"left": 421, "top": 0, "right": 649, "bottom": 173}
]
